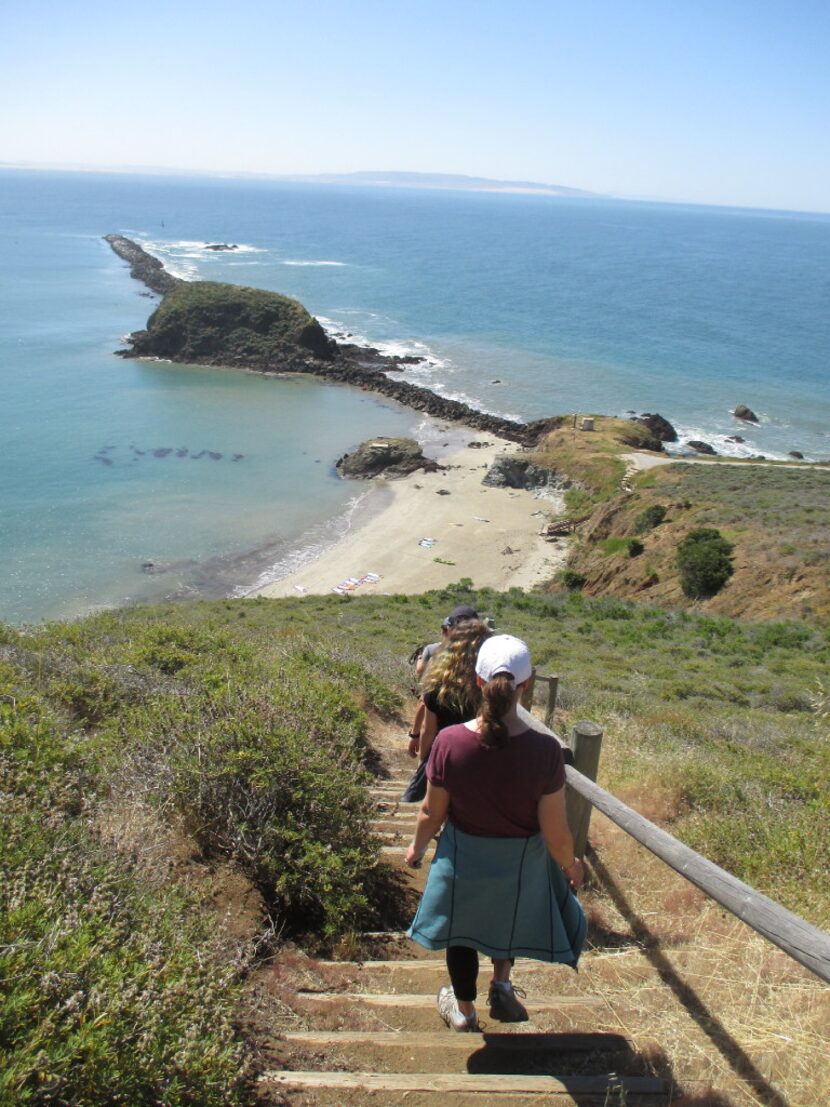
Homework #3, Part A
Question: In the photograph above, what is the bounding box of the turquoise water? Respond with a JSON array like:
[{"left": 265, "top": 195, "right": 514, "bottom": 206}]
[{"left": 1, "top": 169, "right": 828, "bottom": 622}]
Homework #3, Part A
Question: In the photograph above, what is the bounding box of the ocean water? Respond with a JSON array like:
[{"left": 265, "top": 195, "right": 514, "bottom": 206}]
[{"left": 1, "top": 169, "right": 828, "bottom": 623}]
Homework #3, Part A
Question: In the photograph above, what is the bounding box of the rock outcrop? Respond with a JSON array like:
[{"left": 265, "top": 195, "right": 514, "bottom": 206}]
[
  {"left": 687, "top": 440, "right": 717, "bottom": 455},
  {"left": 483, "top": 454, "right": 570, "bottom": 491},
  {"left": 335, "top": 437, "right": 439, "bottom": 479},
  {"left": 633, "top": 412, "right": 678, "bottom": 442},
  {"left": 733, "top": 404, "right": 759, "bottom": 423},
  {"left": 105, "top": 234, "right": 181, "bottom": 295}
]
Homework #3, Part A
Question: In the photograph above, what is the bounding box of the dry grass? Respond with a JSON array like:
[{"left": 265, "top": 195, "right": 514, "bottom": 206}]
[{"left": 583, "top": 816, "right": 830, "bottom": 1107}]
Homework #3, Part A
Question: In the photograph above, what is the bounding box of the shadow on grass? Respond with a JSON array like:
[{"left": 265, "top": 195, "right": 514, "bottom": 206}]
[{"left": 589, "top": 845, "right": 789, "bottom": 1107}]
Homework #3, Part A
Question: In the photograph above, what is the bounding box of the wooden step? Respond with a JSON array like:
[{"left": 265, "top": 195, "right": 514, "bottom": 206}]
[
  {"left": 296, "top": 991, "right": 604, "bottom": 1011},
  {"left": 260, "top": 1070, "right": 666, "bottom": 1101},
  {"left": 317, "top": 958, "right": 549, "bottom": 970},
  {"left": 281, "top": 1030, "right": 632, "bottom": 1051}
]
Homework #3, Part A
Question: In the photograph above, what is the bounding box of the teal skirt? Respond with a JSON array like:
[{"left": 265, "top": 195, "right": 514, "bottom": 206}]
[{"left": 408, "top": 821, "right": 586, "bottom": 967}]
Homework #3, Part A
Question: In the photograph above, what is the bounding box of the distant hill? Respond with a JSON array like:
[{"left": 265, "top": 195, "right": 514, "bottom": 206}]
[{"left": 290, "top": 170, "right": 597, "bottom": 198}]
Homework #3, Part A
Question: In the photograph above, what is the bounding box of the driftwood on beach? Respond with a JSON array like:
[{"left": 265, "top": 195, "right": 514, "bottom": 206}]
[{"left": 105, "top": 234, "right": 554, "bottom": 447}]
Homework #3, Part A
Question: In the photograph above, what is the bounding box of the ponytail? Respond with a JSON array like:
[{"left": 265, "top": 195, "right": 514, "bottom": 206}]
[{"left": 478, "top": 672, "right": 516, "bottom": 749}]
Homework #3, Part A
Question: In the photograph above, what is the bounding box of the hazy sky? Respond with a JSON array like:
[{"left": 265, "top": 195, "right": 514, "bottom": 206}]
[{"left": 2, "top": 0, "right": 829, "bottom": 212}]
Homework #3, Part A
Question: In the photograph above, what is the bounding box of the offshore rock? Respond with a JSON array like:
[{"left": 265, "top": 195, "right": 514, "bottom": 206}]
[
  {"left": 687, "top": 440, "right": 717, "bottom": 455},
  {"left": 733, "top": 403, "right": 759, "bottom": 423},
  {"left": 335, "top": 437, "right": 439, "bottom": 480}
]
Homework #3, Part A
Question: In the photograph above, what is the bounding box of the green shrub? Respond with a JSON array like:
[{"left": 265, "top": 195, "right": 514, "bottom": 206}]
[
  {"left": 121, "top": 649, "right": 390, "bottom": 941},
  {"left": 559, "top": 569, "right": 587, "bottom": 591},
  {"left": 0, "top": 820, "right": 248, "bottom": 1106},
  {"left": 600, "top": 536, "right": 644, "bottom": 558},
  {"left": 676, "top": 528, "right": 735, "bottom": 598},
  {"left": 0, "top": 663, "right": 249, "bottom": 1106},
  {"left": 634, "top": 504, "right": 668, "bottom": 534},
  {"left": 600, "top": 536, "right": 630, "bottom": 556}
]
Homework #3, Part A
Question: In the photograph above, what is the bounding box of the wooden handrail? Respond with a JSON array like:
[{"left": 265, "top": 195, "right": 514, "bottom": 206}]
[{"left": 518, "top": 705, "right": 830, "bottom": 986}]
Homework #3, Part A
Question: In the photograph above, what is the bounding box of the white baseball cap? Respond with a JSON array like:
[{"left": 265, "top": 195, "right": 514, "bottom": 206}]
[{"left": 475, "top": 634, "right": 533, "bottom": 686}]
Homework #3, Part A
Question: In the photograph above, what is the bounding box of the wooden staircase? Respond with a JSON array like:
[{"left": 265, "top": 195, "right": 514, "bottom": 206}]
[{"left": 259, "top": 737, "right": 669, "bottom": 1105}]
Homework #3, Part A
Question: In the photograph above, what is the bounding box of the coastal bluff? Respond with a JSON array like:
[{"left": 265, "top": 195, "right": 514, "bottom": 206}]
[{"left": 106, "top": 235, "right": 560, "bottom": 446}]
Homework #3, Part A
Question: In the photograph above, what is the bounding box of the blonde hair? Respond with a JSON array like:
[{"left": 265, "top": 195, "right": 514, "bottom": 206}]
[{"left": 422, "top": 619, "right": 491, "bottom": 720}]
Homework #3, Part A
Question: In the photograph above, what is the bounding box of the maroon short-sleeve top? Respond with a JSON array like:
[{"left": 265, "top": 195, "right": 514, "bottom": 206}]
[{"left": 426, "top": 722, "right": 566, "bottom": 838}]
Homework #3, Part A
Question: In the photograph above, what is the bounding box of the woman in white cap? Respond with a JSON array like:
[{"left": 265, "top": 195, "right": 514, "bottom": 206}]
[{"left": 405, "top": 634, "right": 585, "bottom": 1031}]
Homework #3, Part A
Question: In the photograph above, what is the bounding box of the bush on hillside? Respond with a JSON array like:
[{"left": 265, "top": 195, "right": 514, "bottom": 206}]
[
  {"left": 600, "top": 536, "right": 644, "bottom": 558},
  {"left": 559, "top": 568, "right": 587, "bottom": 591},
  {"left": 634, "top": 504, "right": 668, "bottom": 534},
  {"left": 118, "top": 647, "right": 388, "bottom": 940},
  {"left": 676, "top": 527, "right": 735, "bottom": 598}
]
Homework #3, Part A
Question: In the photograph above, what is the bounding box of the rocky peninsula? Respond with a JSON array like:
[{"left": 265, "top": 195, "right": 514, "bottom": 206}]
[{"left": 106, "top": 234, "right": 574, "bottom": 447}]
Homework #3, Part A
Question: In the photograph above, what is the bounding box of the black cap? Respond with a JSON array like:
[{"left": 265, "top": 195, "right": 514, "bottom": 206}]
[{"left": 442, "top": 604, "right": 478, "bottom": 627}]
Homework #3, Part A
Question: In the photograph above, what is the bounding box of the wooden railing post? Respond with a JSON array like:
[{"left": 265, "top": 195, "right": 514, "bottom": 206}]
[
  {"left": 543, "top": 675, "right": 559, "bottom": 729},
  {"left": 519, "top": 668, "right": 536, "bottom": 711},
  {"left": 566, "top": 721, "right": 604, "bottom": 860}
]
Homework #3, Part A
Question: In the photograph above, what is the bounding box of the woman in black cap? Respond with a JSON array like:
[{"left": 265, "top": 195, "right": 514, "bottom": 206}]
[{"left": 402, "top": 614, "right": 487, "bottom": 803}]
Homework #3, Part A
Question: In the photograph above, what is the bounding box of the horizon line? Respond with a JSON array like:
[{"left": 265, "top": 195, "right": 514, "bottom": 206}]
[{"left": 0, "top": 160, "right": 827, "bottom": 218}]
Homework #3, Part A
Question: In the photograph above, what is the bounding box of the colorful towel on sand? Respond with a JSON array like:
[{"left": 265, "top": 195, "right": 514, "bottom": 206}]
[
  {"left": 408, "top": 822, "right": 586, "bottom": 967},
  {"left": 331, "top": 572, "right": 382, "bottom": 595}
]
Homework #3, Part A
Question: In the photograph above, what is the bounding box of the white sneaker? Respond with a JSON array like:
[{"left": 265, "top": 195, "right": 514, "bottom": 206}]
[{"left": 437, "top": 985, "right": 479, "bottom": 1031}]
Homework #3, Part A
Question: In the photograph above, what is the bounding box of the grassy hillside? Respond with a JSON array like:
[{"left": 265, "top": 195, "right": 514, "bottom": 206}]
[
  {"left": 529, "top": 416, "right": 830, "bottom": 622},
  {"left": 2, "top": 588, "right": 827, "bottom": 1100}
]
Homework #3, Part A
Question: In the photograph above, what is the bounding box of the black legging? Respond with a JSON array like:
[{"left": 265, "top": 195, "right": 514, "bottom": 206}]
[
  {"left": 446, "top": 945, "right": 479, "bottom": 1001},
  {"left": 447, "top": 948, "right": 516, "bottom": 1002}
]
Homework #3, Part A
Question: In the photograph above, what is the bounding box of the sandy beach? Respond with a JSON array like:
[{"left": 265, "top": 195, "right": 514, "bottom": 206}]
[{"left": 254, "top": 434, "right": 568, "bottom": 599}]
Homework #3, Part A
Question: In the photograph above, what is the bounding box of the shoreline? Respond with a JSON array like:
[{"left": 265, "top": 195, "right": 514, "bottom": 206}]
[{"left": 253, "top": 432, "right": 568, "bottom": 599}]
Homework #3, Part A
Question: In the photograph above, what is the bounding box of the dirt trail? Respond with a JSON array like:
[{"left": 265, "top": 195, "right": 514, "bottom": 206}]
[{"left": 251, "top": 719, "right": 828, "bottom": 1106}]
